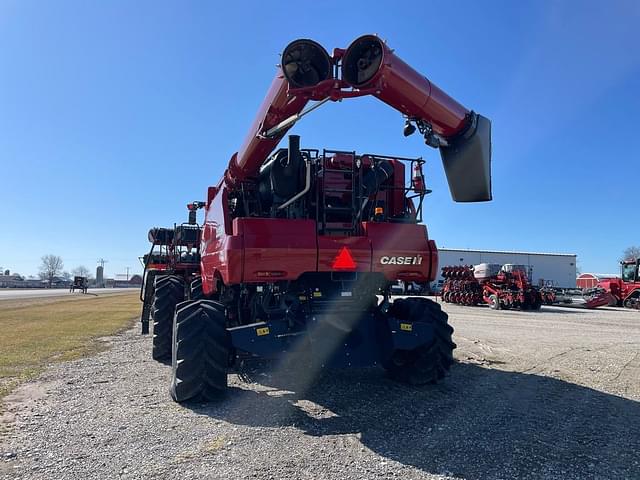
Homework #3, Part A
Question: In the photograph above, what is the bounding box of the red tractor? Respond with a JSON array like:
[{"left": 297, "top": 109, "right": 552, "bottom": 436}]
[
  {"left": 139, "top": 201, "right": 205, "bottom": 346},
  {"left": 598, "top": 259, "right": 640, "bottom": 309},
  {"left": 147, "top": 35, "right": 492, "bottom": 402}
]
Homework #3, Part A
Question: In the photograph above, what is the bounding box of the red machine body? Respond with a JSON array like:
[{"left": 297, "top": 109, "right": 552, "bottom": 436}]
[
  {"left": 202, "top": 34, "right": 491, "bottom": 295},
  {"left": 202, "top": 216, "right": 438, "bottom": 289},
  {"left": 598, "top": 259, "right": 640, "bottom": 308},
  {"left": 204, "top": 154, "right": 437, "bottom": 293}
]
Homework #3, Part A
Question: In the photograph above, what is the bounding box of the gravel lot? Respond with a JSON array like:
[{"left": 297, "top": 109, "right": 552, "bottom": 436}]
[{"left": 1, "top": 301, "right": 639, "bottom": 479}]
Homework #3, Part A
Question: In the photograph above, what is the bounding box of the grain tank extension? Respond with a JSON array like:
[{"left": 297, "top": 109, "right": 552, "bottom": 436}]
[{"left": 144, "top": 35, "right": 493, "bottom": 402}]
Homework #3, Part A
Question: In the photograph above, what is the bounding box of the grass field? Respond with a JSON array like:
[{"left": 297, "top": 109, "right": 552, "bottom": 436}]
[{"left": 0, "top": 291, "right": 141, "bottom": 402}]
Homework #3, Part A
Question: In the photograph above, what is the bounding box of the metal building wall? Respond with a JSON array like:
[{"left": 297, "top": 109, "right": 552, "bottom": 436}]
[{"left": 436, "top": 249, "right": 577, "bottom": 288}]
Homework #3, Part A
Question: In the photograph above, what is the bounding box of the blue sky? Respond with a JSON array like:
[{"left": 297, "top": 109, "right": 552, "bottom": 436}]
[{"left": 1, "top": 0, "right": 638, "bottom": 278}]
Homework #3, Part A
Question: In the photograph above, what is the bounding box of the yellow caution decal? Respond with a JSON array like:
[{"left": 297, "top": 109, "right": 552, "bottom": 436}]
[
  {"left": 256, "top": 327, "right": 270, "bottom": 336},
  {"left": 400, "top": 323, "right": 413, "bottom": 332}
]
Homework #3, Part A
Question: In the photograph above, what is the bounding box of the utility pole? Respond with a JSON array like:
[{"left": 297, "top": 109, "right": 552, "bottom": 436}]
[{"left": 125, "top": 266, "right": 130, "bottom": 282}]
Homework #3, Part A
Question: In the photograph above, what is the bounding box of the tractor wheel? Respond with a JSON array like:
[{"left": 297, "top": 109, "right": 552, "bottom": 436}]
[
  {"left": 170, "top": 300, "right": 229, "bottom": 403},
  {"left": 384, "top": 298, "right": 456, "bottom": 385},
  {"left": 190, "top": 277, "right": 203, "bottom": 300},
  {"left": 152, "top": 275, "right": 185, "bottom": 362},
  {"left": 488, "top": 294, "right": 501, "bottom": 310}
]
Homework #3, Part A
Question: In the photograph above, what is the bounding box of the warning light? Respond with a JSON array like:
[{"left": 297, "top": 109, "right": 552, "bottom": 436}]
[
  {"left": 332, "top": 246, "right": 357, "bottom": 270},
  {"left": 374, "top": 207, "right": 384, "bottom": 215}
]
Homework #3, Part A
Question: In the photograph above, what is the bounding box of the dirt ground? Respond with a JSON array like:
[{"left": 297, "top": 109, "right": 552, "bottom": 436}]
[{"left": 1, "top": 301, "right": 639, "bottom": 479}]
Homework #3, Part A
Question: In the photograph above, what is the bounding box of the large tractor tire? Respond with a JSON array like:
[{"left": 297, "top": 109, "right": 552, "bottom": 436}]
[
  {"left": 170, "top": 300, "right": 229, "bottom": 403},
  {"left": 384, "top": 298, "right": 456, "bottom": 385},
  {"left": 152, "top": 275, "right": 185, "bottom": 362}
]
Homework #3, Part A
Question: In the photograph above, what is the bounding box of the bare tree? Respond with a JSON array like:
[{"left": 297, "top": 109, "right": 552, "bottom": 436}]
[
  {"left": 39, "top": 254, "right": 64, "bottom": 287},
  {"left": 62, "top": 271, "right": 71, "bottom": 281},
  {"left": 621, "top": 246, "right": 640, "bottom": 262},
  {"left": 72, "top": 265, "right": 92, "bottom": 279}
]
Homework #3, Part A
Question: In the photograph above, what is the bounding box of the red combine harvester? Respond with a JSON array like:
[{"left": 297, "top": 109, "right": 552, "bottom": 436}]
[
  {"left": 146, "top": 35, "right": 492, "bottom": 402},
  {"left": 139, "top": 202, "right": 205, "bottom": 343},
  {"left": 441, "top": 264, "right": 542, "bottom": 310},
  {"left": 598, "top": 259, "right": 640, "bottom": 309}
]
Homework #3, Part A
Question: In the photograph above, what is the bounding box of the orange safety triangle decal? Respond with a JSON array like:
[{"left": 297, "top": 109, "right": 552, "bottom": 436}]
[{"left": 332, "top": 246, "right": 357, "bottom": 270}]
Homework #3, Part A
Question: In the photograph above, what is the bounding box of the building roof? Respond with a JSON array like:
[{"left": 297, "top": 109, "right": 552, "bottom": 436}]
[
  {"left": 578, "top": 273, "right": 619, "bottom": 279},
  {"left": 439, "top": 248, "right": 576, "bottom": 258}
]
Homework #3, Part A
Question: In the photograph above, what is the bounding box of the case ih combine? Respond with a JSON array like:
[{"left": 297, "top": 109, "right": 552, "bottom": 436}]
[{"left": 143, "top": 34, "right": 492, "bottom": 402}]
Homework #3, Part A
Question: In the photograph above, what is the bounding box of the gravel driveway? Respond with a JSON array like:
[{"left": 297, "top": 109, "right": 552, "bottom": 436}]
[{"left": 1, "top": 302, "right": 639, "bottom": 479}]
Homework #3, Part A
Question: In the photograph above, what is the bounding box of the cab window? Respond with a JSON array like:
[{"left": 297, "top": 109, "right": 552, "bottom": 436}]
[{"left": 621, "top": 263, "right": 637, "bottom": 282}]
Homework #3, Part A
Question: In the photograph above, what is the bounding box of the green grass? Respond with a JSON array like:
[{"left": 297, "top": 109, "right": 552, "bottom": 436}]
[{"left": 0, "top": 292, "right": 141, "bottom": 402}]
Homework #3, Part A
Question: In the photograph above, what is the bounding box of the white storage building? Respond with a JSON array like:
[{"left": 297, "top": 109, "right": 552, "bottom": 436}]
[{"left": 436, "top": 248, "right": 577, "bottom": 288}]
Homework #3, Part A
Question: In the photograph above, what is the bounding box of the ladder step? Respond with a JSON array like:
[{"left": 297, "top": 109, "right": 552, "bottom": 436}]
[
  {"left": 323, "top": 228, "right": 354, "bottom": 233},
  {"left": 323, "top": 168, "right": 354, "bottom": 173},
  {"left": 324, "top": 188, "right": 353, "bottom": 193}
]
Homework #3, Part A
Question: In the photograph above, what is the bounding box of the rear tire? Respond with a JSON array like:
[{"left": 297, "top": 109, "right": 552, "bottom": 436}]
[
  {"left": 170, "top": 300, "right": 229, "bottom": 402},
  {"left": 152, "top": 275, "right": 185, "bottom": 362},
  {"left": 384, "top": 298, "right": 456, "bottom": 385}
]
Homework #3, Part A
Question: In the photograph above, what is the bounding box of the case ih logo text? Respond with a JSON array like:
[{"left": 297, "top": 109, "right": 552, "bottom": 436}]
[{"left": 380, "top": 256, "right": 423, "bottom": 265}]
